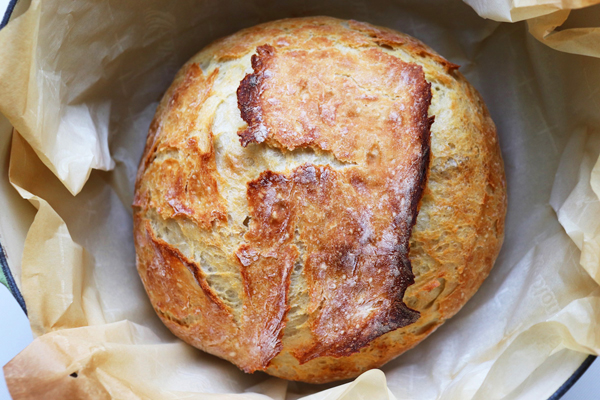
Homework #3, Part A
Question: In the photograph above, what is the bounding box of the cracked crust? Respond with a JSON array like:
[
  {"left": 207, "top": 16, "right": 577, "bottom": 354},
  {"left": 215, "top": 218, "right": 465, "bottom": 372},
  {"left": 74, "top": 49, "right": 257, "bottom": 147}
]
[
  {"left": 133, "top": 16, "right": 506, "bottom": 383},
  {"left": 236, "top": 42, "right": 433, "bottom": 362}
]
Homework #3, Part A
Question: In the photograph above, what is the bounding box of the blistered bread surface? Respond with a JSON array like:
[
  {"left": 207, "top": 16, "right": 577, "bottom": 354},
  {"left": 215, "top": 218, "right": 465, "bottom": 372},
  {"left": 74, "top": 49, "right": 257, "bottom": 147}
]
[{"left": 133, "top": 17, "right": 506, "bottom": 383}]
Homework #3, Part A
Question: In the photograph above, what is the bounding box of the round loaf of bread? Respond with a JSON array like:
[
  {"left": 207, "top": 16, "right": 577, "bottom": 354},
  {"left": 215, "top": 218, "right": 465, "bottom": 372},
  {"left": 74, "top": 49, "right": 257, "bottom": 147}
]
[{"left": 133, "top": 17, "right": 506, "bottom": 383}]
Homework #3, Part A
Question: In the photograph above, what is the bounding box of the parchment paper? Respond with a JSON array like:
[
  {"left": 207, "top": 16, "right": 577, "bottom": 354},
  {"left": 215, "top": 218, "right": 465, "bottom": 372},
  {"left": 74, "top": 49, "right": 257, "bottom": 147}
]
[{"left": 3, "top": 0, "right": 600, "bottom": 399}]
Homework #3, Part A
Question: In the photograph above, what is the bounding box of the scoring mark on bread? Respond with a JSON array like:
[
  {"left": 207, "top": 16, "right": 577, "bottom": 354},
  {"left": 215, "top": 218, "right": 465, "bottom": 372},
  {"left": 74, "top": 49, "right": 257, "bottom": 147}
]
[
  {"left": 237, "top": 45, "right": 275, "bottom": 147},
  {"left": 146, "top": 210, "right": 244, "bottom": 318},
  {"left": 232, "top": 40, "right": 433, "bottom": 362}
]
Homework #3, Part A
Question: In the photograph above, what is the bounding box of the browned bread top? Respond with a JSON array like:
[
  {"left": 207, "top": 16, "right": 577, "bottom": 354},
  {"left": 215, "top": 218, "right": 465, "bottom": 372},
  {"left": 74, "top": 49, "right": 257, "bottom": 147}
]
[{"left": 133, "top": 17, "right": 506, "bottom": 383}]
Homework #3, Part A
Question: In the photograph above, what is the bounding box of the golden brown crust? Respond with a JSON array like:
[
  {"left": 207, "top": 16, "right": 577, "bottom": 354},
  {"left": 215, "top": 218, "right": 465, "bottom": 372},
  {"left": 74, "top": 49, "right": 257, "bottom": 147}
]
[
  {"left": 133, "top": 65, "right": 226, "bottom": 229},
  {"left": 133, "top": 217, "right": 238, "bottom": 358},
  {"left": 347, "top": 20, "right": 460, "bottom": 72},
  {"left": 235, "top": 39, "right": 434, "bottom": 363},
  {"left": 237, "top": 242, "right": 297, "bottom": 371},
  {"left": 133, "top": 16, "right": 506, "bottom": 383}
]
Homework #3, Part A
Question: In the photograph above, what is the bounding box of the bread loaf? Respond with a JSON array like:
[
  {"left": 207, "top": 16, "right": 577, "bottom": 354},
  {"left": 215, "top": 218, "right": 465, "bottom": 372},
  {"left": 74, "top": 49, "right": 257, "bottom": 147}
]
[{"left": 133, "top": 16, "right": 506, "bottom": 383}]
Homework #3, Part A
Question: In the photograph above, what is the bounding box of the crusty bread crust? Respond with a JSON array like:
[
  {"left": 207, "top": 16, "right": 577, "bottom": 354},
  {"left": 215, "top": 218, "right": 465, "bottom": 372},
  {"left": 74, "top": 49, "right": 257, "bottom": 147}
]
[{"left": 133, "top": 17, "right": 506, "bottom": 383}]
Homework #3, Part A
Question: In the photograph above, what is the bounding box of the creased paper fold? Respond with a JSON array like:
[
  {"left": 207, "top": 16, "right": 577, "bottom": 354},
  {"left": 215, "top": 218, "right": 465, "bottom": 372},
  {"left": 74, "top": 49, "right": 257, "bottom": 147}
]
[{"left": 463, "top": 0, "right": 600, "bottom": 22}]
